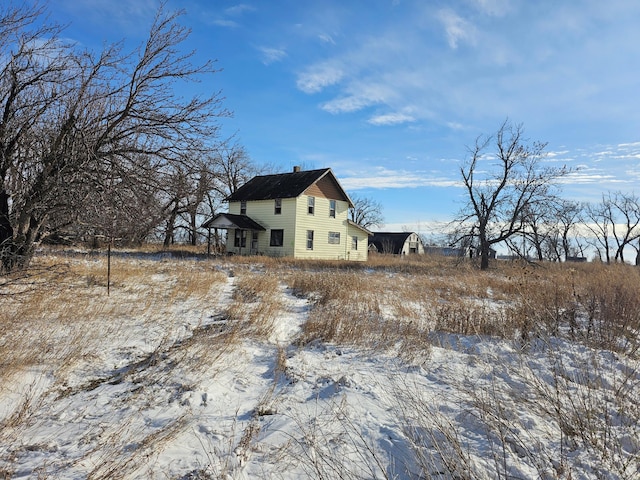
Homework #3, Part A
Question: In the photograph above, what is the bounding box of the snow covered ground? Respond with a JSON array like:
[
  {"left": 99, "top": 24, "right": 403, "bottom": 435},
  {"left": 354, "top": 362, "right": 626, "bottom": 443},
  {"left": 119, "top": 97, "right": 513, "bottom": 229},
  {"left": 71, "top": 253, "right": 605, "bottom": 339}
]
[{"left": 0, "top": 254, "right": 638, "bottom": 479}]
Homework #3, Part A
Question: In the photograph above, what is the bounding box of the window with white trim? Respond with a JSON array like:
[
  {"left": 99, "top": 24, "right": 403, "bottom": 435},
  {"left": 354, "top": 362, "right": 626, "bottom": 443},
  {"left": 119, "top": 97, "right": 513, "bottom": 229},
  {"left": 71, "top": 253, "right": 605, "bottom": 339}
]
[
  {"left": 352, "top": 236, "right": 358, "bottom": 250},
  {"left": 274, "top": 198, "right": 282, "bottom": 215},
  {"left": 306, "top": 230, "right": 314, "bottom": 249},
  {"left": 308, "top": 196, "right": 315, "bottom": 215},
  {"left": 328, "top": 231, "right": 340, "bottom": 244},
  {"left": 329, "top": 199, "right": 336, "bottom": 218}
]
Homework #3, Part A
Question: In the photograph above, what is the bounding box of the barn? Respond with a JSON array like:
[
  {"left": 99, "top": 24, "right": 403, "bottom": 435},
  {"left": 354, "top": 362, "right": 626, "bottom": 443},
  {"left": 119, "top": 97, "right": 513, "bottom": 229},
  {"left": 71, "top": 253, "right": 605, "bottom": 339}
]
[{"left": 369, "top": 232, "right": 425, "bottom": 255}]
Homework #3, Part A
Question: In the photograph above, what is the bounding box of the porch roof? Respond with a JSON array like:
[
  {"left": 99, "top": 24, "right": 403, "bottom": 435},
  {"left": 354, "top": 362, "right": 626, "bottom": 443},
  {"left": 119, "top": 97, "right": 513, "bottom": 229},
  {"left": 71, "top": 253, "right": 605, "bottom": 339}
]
[{"left": 201, "top": 213, "right": 266, "bottom": 231}]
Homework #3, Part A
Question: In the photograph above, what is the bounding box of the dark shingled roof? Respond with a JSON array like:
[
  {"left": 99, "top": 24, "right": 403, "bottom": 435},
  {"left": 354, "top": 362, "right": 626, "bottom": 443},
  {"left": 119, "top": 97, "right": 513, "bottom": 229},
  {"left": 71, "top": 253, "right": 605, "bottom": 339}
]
[
  {"left": 369, "top": 232, "right": 413, "bottom": 255},
  {"left": 226, "top": 168, "right": 331, "bottom": 201},
  {"left": 201, "top": 213, "right": 265, "bottom": 231}
]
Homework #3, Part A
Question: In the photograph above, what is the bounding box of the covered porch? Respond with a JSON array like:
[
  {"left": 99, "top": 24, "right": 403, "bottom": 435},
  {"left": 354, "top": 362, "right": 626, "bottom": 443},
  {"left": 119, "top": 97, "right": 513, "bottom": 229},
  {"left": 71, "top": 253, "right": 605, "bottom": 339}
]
[{"left": 201, "top": 213, "right": 266, "bottom": 255}]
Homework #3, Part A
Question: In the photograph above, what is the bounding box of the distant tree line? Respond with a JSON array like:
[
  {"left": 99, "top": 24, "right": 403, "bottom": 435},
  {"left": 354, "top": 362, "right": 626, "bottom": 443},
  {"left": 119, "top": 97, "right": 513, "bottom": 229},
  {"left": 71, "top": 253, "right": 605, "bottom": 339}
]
[
  {"left": 0, "top": 3, "right": 261, "bottom": 272},
  {"left": 452, "top": 120, "right": 640, "bottom": 269}
]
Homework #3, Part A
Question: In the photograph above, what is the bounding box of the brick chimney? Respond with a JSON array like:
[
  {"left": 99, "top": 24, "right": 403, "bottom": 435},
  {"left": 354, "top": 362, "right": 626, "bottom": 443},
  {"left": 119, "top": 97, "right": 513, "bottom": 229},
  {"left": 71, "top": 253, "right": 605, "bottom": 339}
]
[{"left": 293, "top": 165, "right": 301, "bottom": 173}]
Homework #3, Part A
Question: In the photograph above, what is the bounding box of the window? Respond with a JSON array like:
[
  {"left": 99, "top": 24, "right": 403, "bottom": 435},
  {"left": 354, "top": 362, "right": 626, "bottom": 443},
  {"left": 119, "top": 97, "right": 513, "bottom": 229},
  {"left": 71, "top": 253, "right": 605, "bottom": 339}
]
[
  {"left": 240, "top": 200, "right": 247, "bottom": 215},
  {"left": 352, "top": 236, "right": 358, "bottom": 250},
  {"left": 274, "top": 198, "right": 282, "bottom": 215},
  {"left": 308, "top": 196, "right": 315, "bottom": 215},
  {"left": 270, "top": 229, "right": 284, "bottom": 247},
  {"left": 251, "top": 231, "right": 259, "bottom": 250},
  {"left": 234, "top": 230, "right": 246, "bottom": 248},
  {"left": 328, "top": 231, "right": 340, "bottom": 244},
  {"left": 329, "top": 199, "right": 336, "bottom": 218},
  {"left": 306, "top": 230, "right": 314, "bottom": 249}
]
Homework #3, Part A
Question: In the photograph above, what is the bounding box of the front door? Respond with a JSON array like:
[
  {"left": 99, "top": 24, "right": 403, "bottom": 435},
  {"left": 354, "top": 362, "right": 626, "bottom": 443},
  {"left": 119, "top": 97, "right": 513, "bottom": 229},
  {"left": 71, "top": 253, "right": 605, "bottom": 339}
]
[{"left": 251, "top": 231, "right": 259, "bottom": 253}]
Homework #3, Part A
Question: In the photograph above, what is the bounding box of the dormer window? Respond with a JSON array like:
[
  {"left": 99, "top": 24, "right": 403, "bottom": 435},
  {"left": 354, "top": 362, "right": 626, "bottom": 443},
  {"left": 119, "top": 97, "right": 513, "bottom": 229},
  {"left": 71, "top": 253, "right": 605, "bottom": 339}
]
[
  {"left": 308, "top": 196, "right": 315, "bottom": 215},
  {"left": 240, "top": 200, "right": 247, "bottom": 214},
  {"left": 274, "top": 198, "right": 282, "bottom": 215}
]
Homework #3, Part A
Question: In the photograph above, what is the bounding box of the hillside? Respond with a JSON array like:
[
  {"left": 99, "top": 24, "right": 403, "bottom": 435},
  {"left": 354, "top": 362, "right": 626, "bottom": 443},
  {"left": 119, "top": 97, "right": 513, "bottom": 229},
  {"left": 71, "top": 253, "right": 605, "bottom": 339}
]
[{"left": 1, "top": 252, "right": 638, "bottom": 479}]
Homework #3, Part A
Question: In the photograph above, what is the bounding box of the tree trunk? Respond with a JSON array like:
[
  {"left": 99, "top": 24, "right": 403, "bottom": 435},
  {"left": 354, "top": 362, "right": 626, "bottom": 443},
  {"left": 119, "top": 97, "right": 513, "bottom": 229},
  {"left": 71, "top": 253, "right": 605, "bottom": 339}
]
[
  {"left": 8, "top": 213, "right": 42, "bottom": 271},
  {"left": 0, "top": 190, "right": 14, "bottom": 271},
  {"left": 480, "top": 241, "right": 490, "bottom": 270},
  {"left": 163, "top": 199, "right": 181, "bottom": 247},
  {"left": 189, "top": 209, "right": 198, "bottom": 246}
]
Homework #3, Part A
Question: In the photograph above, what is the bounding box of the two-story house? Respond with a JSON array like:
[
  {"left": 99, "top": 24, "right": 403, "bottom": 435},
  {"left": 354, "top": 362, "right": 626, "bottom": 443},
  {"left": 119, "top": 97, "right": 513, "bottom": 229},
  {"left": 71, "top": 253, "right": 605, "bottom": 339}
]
[{"left": 202, "top": 167, "right": 371, "bottom": 261}]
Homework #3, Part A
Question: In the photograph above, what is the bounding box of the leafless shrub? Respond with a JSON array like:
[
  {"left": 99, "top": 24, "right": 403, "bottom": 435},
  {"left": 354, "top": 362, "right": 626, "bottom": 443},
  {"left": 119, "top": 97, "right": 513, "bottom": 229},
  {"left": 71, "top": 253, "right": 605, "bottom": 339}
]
[{"left": 577, "top": 266, "right": 640, "bottom": 355}]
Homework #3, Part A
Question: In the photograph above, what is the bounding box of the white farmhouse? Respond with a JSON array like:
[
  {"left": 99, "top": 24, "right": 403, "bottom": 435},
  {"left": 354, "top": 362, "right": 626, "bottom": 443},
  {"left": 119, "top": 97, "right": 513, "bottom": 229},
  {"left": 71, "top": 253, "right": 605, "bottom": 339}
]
[{"left": 202, "top": 167, "right": 370, "bottom": 261}]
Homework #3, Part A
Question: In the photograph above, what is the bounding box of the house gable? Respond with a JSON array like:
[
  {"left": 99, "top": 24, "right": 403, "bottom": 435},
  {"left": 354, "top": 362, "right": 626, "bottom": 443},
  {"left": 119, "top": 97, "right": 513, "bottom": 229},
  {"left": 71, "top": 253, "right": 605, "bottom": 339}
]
[{"left": 303, "top": 173, "right": 352, "bottom": 205}]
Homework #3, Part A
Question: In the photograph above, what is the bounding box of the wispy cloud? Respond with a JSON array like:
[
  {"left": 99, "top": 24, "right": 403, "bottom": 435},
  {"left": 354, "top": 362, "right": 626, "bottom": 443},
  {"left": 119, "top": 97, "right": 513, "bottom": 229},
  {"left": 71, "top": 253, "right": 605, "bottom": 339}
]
[
  {"left": 225, "top": 4, "right": 256, "bottom": 16},
  {"left": 209, "top": 3, "right": 256, "bottom": 28},
  {"left": 322, "top": 95, "right": 378, "bottom": 114},
  {"left": 288, "top": 1, "right": 640, "bottom": 142},
  {"left": 296, "top": 63, "right": 344, "bottom": 93},
  {"left": 318, "top": 33, "right": 336, "bottom": 45},
  {"left": 321, "top": 82, "right": 394, "bottom": 114},
  {"left": 258, "top": 46, "right": 287, "bottom": 65},
  {"left": 340, "top": 167, "right": 460, "bottom": 190},
  {"left": 367, "top": 112, "right": 416, "bottom": 126},
  {"left": 436, "top": 8, "right": 477, "bottom": 49}
]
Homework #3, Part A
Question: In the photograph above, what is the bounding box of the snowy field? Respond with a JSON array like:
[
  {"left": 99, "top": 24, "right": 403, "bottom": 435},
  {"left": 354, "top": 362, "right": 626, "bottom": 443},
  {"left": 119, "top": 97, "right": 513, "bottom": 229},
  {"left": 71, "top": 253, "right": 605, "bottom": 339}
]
[{"left": 0, "top": 252, "right": 638, "bottom": 479}]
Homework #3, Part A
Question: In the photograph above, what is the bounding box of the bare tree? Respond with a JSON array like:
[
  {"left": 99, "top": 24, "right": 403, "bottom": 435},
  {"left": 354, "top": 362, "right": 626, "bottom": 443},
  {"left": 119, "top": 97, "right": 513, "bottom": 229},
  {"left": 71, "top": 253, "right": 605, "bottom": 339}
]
[
  {"left": 584, "top": 191, "right": 640, "bottom": 264},
  {"left": 0, "top": 3, "right": 72, "bottom": 269},
  {"left": 349, "top": 194, "right": 384, "bottom": 229},
  {"left": 584, "top": 196, "right": 614, "bottom": 263},
  {"left": 0, "top": 4, "right": 229, "bottom": 270},
  {"left": 553, "top": 199, "right": 585, "bottom": 261},
  {"left": 454, "top": 120, "right": 568, "bottom": 270},
  {"left": 210, "top": 142, "right": 260, "bottom": 198}
]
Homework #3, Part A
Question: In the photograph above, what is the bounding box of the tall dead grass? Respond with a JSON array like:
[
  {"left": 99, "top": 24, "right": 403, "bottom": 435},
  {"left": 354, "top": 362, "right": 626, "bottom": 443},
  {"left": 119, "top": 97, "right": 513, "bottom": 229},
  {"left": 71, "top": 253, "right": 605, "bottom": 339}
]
[
  {"left": 0, "top": 252, "right": 229, "bottom": 462},
  {"left": 280, "top": 257, "right": 640, "bottom": 362},
  {"left": 224, "top": 271, "right": 283, "bottom": 339}
]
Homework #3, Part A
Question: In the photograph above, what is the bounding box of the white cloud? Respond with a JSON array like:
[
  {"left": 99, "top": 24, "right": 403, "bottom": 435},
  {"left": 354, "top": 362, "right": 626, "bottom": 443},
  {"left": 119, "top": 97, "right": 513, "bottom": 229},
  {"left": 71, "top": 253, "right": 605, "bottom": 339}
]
[
  {"left": 321, "top": 95, "right": 378, "bottom": 114},
  {"left": 546, "top": 150, "right": 571, "bottom": 158},
  {"left": 225, "top": 4, "right": 256, "bottom": 16},
  {"left": 367, "top": 112, "right": 415, "bottom": 126},
  {"left": 212, "top": 19, "right": 239, "bottom": 28},
  {"left": 296, "top": 63, "right": 344, "bottom": 93},
  {"left": 340, "top": 167, "right": 460, "bottom": 190},
  {"left": 318, "top": 33, "right": 336, "bottom": 45},
  {"left": 258, "top": 47, "right": 287, "bottom": 65},
  {"left": 321, "top": 82, "right": 393, "bottom": 114},
  {"left": 436, "top": 9, "right": 477, "bottom": 49}
]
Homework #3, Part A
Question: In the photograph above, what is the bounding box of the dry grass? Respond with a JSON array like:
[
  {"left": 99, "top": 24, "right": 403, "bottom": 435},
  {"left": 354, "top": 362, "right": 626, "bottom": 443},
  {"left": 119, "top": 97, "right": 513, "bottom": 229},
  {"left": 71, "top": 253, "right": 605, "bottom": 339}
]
[
  {"left": 2, "top": 247, "right": 640, "bottom": 478},
  {"left": 224, "top": 271, "right": 283, "bottom": 339},
  {"left": 0, "top": 251, "right": 229, "bottom": 455}
]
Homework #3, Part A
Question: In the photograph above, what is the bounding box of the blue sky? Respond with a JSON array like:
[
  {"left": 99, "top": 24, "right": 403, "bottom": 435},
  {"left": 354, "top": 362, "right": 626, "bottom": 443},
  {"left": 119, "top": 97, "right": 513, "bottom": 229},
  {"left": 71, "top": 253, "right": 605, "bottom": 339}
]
[{"left": 49, "top": 0, "right": 640, "bottom": 234}]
